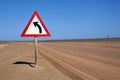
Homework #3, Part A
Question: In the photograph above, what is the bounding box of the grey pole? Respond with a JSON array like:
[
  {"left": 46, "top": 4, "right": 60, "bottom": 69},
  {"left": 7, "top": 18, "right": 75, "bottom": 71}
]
[{"left": 34, "top": 37, "right": 38, "bottom": 68}]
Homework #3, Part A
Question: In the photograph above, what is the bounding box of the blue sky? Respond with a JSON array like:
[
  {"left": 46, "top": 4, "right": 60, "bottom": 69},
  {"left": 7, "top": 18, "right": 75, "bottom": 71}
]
[{"left": 0, "top": 0, "right": 120, "bottom": 41}]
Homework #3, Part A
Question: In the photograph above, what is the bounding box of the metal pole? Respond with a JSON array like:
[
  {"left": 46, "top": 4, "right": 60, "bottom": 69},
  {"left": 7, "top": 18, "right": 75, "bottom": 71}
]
[{"left": 34, "top": 37, "right": 38, "bottom": 68}]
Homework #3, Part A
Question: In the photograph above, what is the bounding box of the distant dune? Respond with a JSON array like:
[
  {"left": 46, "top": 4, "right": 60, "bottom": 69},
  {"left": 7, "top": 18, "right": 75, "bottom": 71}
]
[
  {"left": 41, "top": 38, "right": 120, "bottom": 42},
  {"left": 0, "top": 38, "right": 120, "bottom": 43}
]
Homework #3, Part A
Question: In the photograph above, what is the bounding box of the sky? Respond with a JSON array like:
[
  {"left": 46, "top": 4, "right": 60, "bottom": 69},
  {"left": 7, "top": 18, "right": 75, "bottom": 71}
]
[{"left": 0, "top": 0, "right": 120, "bottom": 41}]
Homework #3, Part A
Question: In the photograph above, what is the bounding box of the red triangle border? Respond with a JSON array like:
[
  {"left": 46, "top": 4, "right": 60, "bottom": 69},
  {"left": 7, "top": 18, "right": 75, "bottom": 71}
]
[{"left": 21, "top": 11, "right": 51, "bottom": 37}]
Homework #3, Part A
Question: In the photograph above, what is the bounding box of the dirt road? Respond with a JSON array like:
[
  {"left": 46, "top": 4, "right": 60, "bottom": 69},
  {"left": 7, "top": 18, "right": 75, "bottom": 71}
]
[
  {"left": 39, "top": 40, "right": 120, "bottom": 80},
  {"left": 0, "top": 39, "right": 120, "bottom": 80},
  {"left": 0, "top": 42, "right": 72, "bottom": 80}
]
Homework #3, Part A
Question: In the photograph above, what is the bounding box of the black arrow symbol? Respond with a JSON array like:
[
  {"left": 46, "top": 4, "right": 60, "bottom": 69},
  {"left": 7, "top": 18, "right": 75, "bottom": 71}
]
[{"left": 33, "top": 22, "right": 42, "bottom": 33}]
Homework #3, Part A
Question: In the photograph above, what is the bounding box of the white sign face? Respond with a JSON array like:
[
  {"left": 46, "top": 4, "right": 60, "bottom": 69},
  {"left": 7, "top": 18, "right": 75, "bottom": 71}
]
[
  {"left": 25, "top": 16, "right": 47, "bottom": 34},
  {"left": 21, "top": 11, "right": 50, "bottom": 37}
]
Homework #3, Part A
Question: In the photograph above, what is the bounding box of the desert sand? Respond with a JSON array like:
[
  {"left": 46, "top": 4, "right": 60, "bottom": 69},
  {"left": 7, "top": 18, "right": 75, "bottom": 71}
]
[{"left": 0, "top": 39, "right": 120, "bottom": 80}]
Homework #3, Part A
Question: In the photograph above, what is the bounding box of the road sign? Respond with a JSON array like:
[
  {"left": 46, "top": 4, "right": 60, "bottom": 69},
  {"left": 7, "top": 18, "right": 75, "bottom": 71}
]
[
  {"left": 21, "top": 11, "right": 51, "bottom": 68},
  {"left": 21, "top": 11, "right": 51, "bottom": 37}
]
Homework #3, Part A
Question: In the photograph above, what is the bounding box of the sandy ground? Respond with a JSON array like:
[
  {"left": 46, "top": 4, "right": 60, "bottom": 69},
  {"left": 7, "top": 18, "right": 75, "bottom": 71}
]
[
  {"left": 38, "top": 40, "right": 120, "bottom": 80},
  {"left": 0, "top": 42, "right": 71, "bottom": 80},
  {"left": 0, "top": 39, "right": 120, "bottom": 80}
]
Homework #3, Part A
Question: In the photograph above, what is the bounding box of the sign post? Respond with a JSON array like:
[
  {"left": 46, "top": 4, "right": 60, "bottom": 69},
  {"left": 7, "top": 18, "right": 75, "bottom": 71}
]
[
  {"left": 21, "top": 11, "right": 51, "bottom": 68},
  {"left": 34, "top": 37, "right": 38, "bottom": 67}
]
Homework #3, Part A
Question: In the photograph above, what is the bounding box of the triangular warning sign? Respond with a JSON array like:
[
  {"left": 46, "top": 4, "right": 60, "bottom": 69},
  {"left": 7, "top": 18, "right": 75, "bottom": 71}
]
[{"left": 21, "top": 11, "right": 51, "bottom": 37}]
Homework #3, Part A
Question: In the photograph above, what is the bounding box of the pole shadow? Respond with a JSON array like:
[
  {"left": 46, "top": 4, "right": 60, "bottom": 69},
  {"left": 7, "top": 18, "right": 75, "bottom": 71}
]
[{"left": 13, "top": 61, "right": 34, "bottom": 67}]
